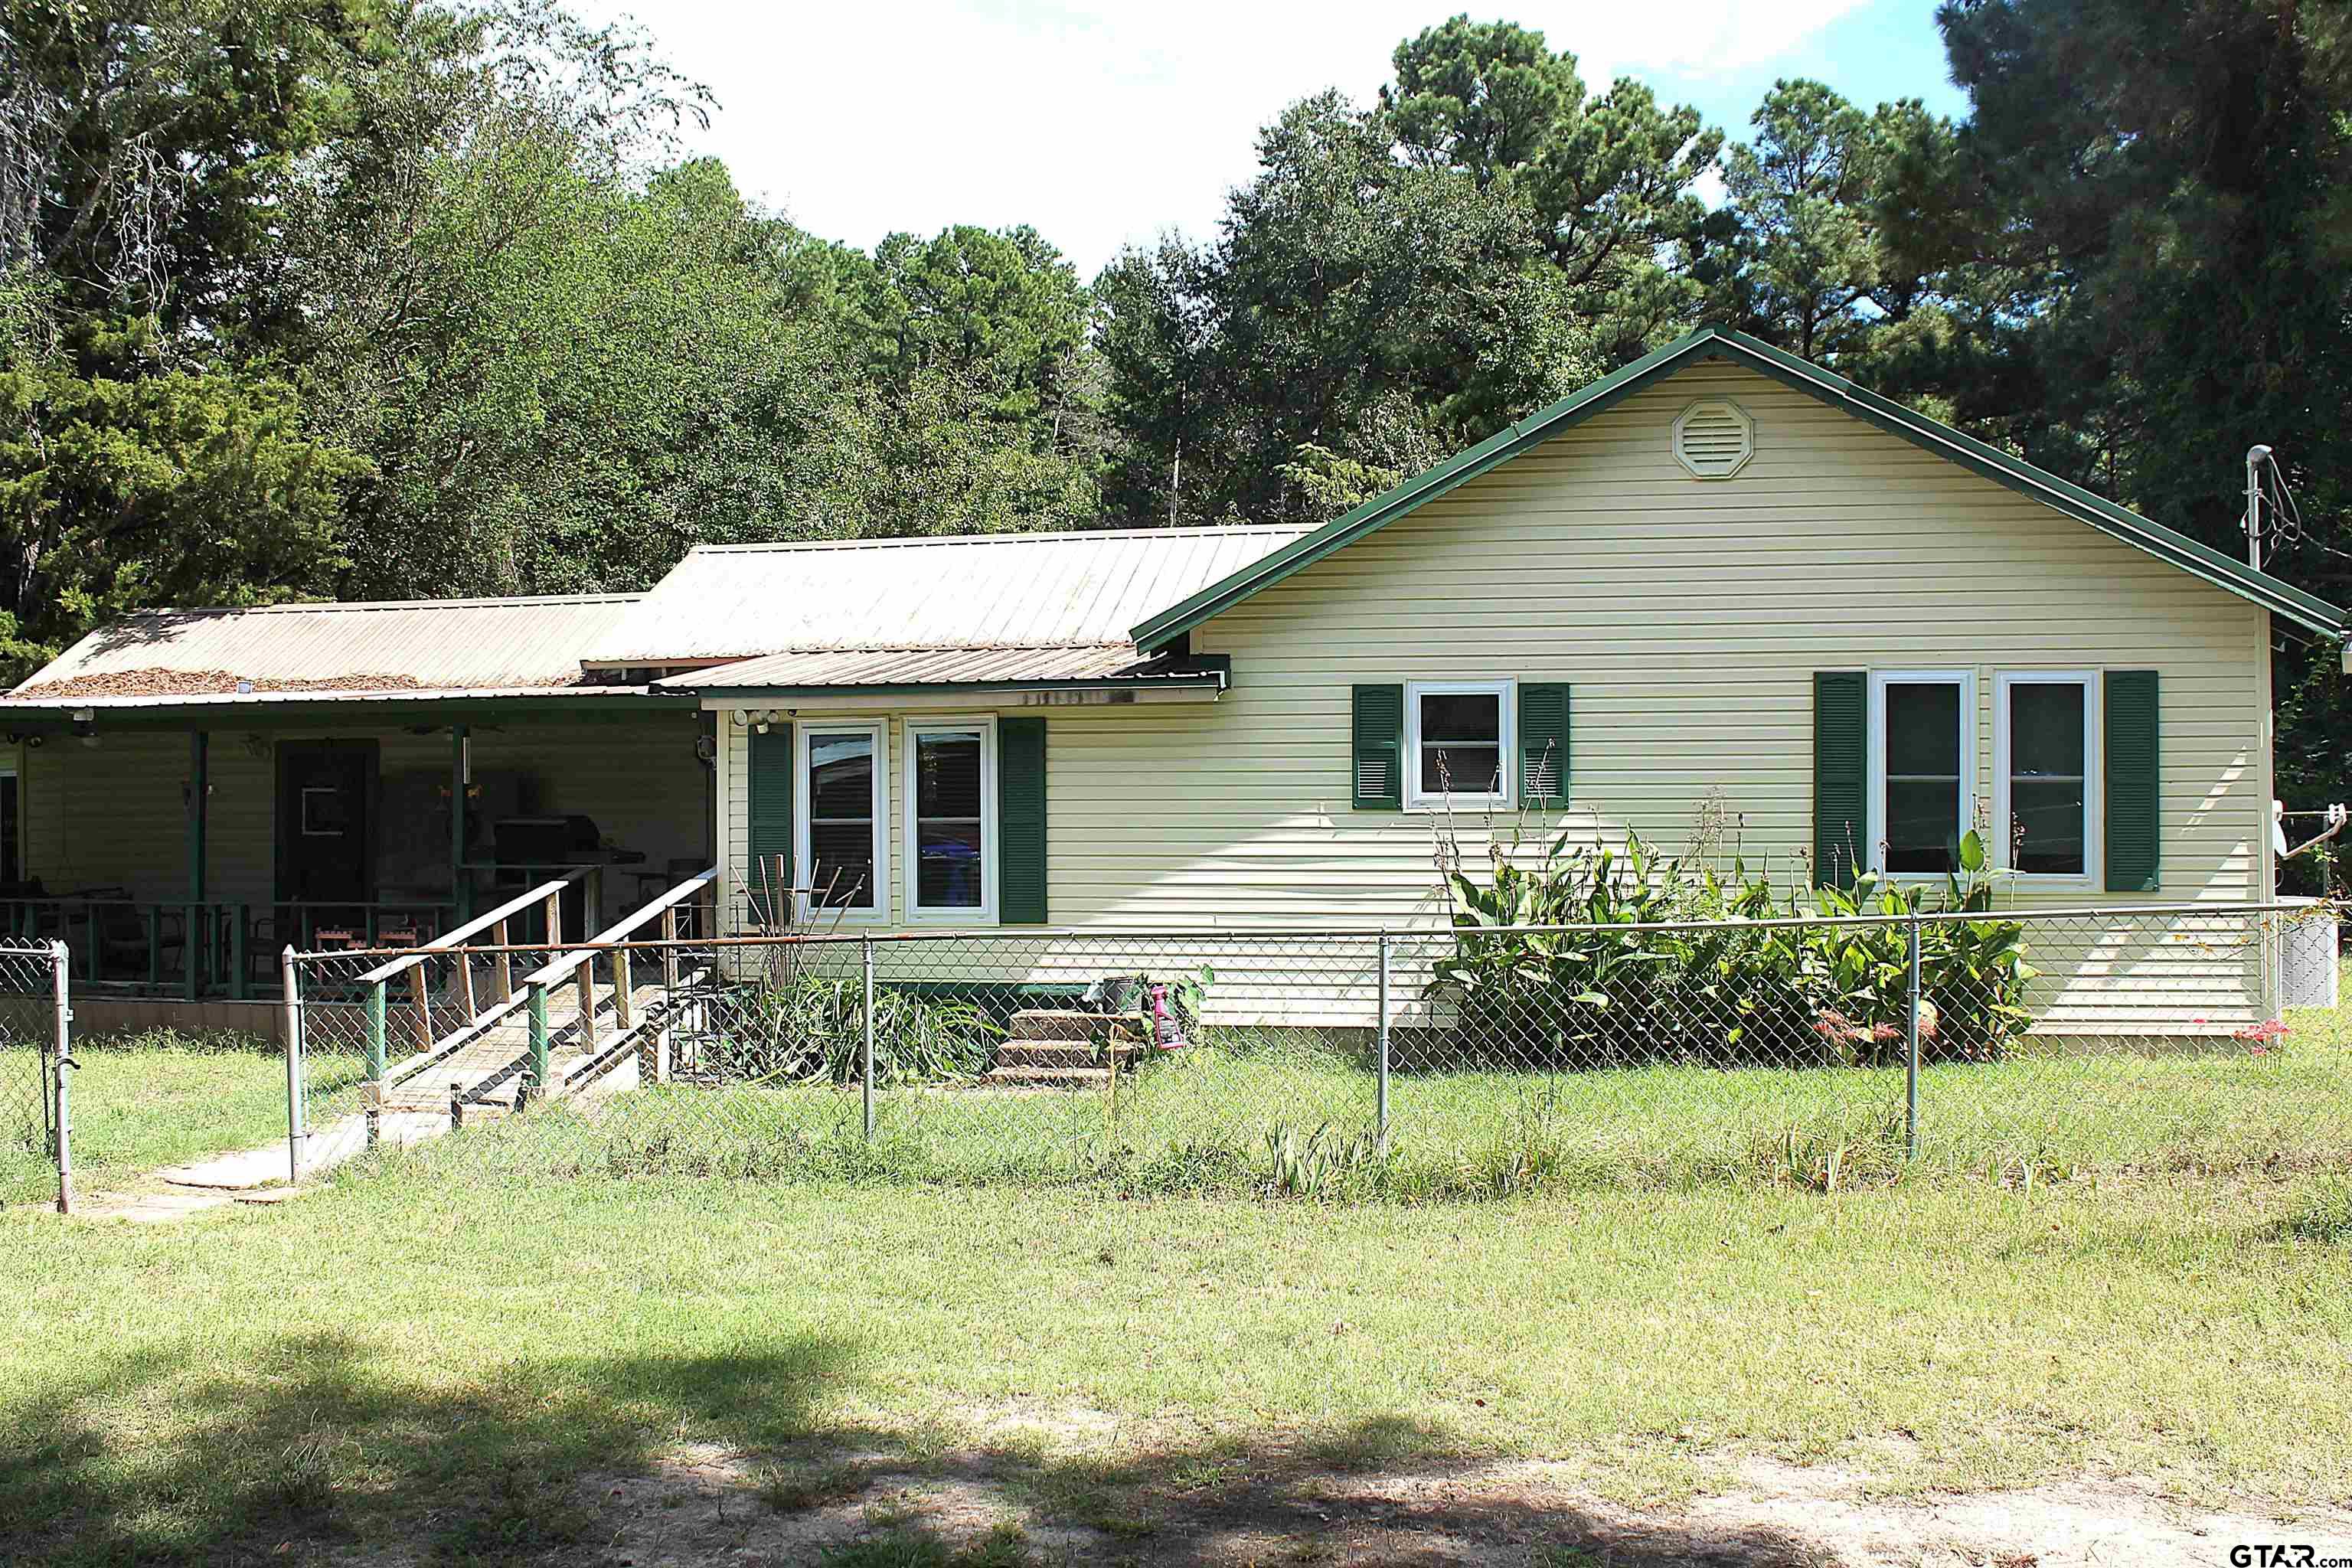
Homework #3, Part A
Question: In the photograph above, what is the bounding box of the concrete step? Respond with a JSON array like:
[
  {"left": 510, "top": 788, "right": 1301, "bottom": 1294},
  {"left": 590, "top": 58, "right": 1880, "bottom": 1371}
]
[
  {"left": 993, "top": 1040, "right": 1112, "bottom": 1070},
  {"left": 985, "top": 1063, "right": 1111, "bottom": 1088},
  {"left": 1005, "top": 1008, "right": 1134, "bottom": 1042}
]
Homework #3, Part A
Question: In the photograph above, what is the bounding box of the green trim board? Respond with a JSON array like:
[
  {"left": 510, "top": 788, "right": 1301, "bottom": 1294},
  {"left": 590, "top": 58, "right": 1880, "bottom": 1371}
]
[
  {"left": 1130, "top": 325, "right": 2350, "bottom": 651},
  {"left": 0, "top": 693, "right": 697, "bottom": 732}
]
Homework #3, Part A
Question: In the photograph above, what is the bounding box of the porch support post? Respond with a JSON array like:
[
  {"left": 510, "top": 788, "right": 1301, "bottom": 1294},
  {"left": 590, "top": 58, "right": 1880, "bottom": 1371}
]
[
  {"left": 450, "top": 724, "right": 471, "bottom": 923},
  {"left": 187, "top": 730, "right": 207, "bottom": 997},
  {"left": 187, "top": 730, "right": 207, "bottom": 902}
]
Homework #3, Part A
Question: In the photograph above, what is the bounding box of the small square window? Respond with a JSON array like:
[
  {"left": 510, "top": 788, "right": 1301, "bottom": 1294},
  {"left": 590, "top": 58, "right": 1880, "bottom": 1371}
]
[
  {"left": 1405, "top": 681, "right": 1514, "bottom": 809},
  {"left": 300, "top": 785, "right": 350, "bottom": 838}
]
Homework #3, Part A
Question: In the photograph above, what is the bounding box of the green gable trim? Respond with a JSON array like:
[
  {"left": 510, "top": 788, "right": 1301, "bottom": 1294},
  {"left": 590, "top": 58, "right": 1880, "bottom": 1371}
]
[{"left": 1130, "top": 325, "right": 2350, "bottom": 651}]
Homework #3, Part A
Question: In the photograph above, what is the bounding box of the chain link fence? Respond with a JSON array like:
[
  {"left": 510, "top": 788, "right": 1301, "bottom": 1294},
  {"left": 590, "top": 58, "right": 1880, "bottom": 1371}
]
[
  {"left": 282, "top": 902, "right": 2347, "bottom": 1196},
  {"left": 0, "top": 939, "right": 69, "bottom": 1210}
]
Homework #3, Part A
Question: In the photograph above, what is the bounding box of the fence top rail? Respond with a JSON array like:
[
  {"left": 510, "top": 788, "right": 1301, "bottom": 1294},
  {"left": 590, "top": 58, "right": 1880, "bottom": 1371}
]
[
  {"left": 514, "top": 867, "right": 717, "bottom": 991},
  {"left": 353, "top": 870, "right": 594, "bottom": 987},
  {"left": 287, "top": 898, "right": 2323, "bottom": 965}
]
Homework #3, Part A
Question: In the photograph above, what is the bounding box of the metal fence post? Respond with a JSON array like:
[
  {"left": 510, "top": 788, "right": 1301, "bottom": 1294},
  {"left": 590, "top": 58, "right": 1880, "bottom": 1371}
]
[
  {"left": 51, "top": 940, "right": 73, "bottom": 1216},
  {"left": 1376, "top": 929, "right": 1391, "bottom": 1152},
  {"left": 861, "top": 934, "right": 876, "bottom": 1139},
  {"left": 525, "top": 982, "right": 550, "bottom": 1103},
  {"left": 364, "top": 979, "right": 387, "bottom": 1148},
  {"left": 281, "top": 946, "right": 304, "bottom": 1184},
  {"left": 1904, "top": 913, "right": 1922, "bottom": 1160}
]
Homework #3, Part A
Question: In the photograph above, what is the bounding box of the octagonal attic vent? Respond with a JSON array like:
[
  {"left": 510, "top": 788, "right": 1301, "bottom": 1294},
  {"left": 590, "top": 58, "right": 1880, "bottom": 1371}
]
[{"left": 1672, "top": 398, "right": 1755, "bottom": 479}]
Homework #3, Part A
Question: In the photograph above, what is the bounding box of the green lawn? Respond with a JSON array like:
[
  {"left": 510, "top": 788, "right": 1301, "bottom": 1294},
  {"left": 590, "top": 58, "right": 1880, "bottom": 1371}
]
[
  {"left": 0, "top": 1032, "right": 311, "bottom": 1207},
  {"left": 0, "top": 1166, "right": 2346, "bottom": 1565}
]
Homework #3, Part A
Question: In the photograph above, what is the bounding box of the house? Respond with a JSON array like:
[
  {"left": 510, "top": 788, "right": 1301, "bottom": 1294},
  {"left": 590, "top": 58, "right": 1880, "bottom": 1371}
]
[{"left": 4, "top": 326, "right": 2343, "bottom": 1037}]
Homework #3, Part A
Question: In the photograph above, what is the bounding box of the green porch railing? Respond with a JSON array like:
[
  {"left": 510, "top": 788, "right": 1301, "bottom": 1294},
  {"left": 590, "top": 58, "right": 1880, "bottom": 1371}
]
[{"left": 0, "top": 899, "right": 456, "bottom": 1001}]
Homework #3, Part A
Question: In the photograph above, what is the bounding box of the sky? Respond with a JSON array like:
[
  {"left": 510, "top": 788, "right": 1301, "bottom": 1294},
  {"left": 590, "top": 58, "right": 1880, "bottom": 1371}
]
[{"left": 573, "top": 0, "right": 1969, "bottom": 278}]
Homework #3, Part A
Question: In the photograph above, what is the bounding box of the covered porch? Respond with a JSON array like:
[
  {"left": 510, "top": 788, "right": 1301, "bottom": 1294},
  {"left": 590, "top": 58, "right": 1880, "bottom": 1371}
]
[{"left": 0, "top": 694, "right": 712, "bottom": 1002}]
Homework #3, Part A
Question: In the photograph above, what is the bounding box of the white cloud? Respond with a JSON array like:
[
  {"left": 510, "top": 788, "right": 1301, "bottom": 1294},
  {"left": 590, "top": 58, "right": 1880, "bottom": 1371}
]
[{"left": 576, "top": 0, "right": 1877, "bottom": 273}]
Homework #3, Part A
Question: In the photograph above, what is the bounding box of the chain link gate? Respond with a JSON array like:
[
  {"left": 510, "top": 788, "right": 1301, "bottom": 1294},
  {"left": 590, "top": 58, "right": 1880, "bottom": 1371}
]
[{"left": 0, "top": 939, "right": 72, "bottom": 1213}]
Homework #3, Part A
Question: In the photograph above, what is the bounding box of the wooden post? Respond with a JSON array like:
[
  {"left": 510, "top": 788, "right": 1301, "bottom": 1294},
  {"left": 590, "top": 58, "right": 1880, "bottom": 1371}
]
[
  {"left": 409, "top": 957, "right": 431, "bottom": 1053},
  {"left": 449, "top": 724, "right": 471, "bottom": 923},
  {"left": 613, "top": 945, "right": 633, "bottom": 1030},
  {"left": 493, "top": 917, "right": 512, "bottom": 1003},
  {"left": 230, "top": 904, "right": 249, "bottom": 1002},
  {"left": 576, "top": 955, "right": 596, "bottom": 1052},
  {"left": 186, "top": 730, "right": 207, "bottom": 904},
  {"left": 457, "top": 946, "right": 477, "bottom": 1019},
  {"left": 544, "top": 890, "right": 561, "bottom": 949}
]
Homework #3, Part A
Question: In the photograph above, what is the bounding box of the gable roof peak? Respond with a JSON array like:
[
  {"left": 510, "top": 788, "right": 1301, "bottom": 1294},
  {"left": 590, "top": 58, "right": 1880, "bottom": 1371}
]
[{"left": 1130, "top": 329, "right": 2348, "bottom": 648}]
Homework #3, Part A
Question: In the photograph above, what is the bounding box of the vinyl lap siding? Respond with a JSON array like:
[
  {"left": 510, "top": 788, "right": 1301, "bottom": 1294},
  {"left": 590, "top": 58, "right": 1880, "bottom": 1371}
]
[{"left": 712, "top": 361, "right": 2274, "bottom": 1026}]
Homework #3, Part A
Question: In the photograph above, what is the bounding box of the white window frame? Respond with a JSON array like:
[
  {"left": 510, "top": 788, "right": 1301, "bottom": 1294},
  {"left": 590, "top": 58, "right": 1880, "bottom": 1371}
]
[
  {"left": 1866, "top": 669, "right": 1976, "bottom": 879},
  {"left": 795, "top": 718, "right": 890, "bottom": 924},
  {"left": 1403, "top": 678, "right": 1517, "bottom": 812},
  {"left": 901, "top": 715, "right": 998, "bottom": 924},
  {"left": 1993, "top": 670, "right": 2100, "bottom": 887}
]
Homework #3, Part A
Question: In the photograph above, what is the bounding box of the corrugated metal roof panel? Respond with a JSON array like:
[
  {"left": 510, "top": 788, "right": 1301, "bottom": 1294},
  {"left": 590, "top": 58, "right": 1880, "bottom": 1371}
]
[
  {"left": 11, "top": 594, "right": 640, "bottom": 699},
  {"left": 586, "top": 525, "right": 1318, "bottom": 666},
  {"left": 658, "top": 644, "right": 1211, "bottom": 691}
]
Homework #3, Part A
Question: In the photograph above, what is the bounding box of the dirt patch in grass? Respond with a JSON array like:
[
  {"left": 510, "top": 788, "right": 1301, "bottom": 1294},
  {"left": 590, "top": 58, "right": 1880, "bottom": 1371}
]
[{"left": 570, "top": 1439, "right": 2352, "bottom": 1567}]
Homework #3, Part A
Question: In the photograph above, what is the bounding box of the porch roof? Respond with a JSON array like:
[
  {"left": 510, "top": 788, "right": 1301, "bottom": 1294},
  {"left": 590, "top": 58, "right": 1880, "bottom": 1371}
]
[
  {"left": 658, "top": 642, "right": 1225, "bottom": 696},
  {"left": 2, "top": 594, "right": 699, "bottom": 724}
]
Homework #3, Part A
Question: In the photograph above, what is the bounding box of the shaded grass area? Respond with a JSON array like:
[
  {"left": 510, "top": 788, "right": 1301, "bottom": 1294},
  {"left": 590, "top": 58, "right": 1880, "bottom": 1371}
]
[
  {"left": 412, "top": 1024, "right": 2352, "bottom": 1199},
  {"left": 1, "top": 1169, "right": 2347, "bottom": 1566},
  {"left": 0, "top": 1031, "right": 338, "bottom": 1206}
]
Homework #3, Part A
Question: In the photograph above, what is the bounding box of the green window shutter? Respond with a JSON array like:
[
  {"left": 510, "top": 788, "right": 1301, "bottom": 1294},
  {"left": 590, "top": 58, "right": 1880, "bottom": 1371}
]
[
  {"left": 1519, "top": 682, "right": 1570, "bottom": 806},
  {"left": 1813, "top": 671, "right": 1867, "bottom": 887},
  {"left": 1352, "top": 684, "right": 1403, "bottom": 810},
  {"left": 2104, "top": 670, "right": 2161, "bottom": 892},
  {"left": 999, "top": 716, "right": 1048, "bottom": 923},
  {"left": 746, "top": 724, "right": 795, "bottom": 916}
]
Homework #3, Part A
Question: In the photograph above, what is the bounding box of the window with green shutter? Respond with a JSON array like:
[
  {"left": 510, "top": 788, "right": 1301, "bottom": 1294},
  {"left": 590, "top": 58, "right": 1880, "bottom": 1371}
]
[
  {"left": 746, "top": 724, "right": 794, "bottom": 920},
  {"left": 2103, "top": 670, "right": 2161, "bottom": 892},
  {"left": 1351, "top": 684, "right": 1403, "bottom": 810},
  {"left": 1518, "top": 683, "right": 1570, "bottom": 806},
  {"left": 1814, "top": 672, "right": 1866, "bottom": 887},
  {"left": 998, "top": 715, "right": 1048, "bottom": 923}
]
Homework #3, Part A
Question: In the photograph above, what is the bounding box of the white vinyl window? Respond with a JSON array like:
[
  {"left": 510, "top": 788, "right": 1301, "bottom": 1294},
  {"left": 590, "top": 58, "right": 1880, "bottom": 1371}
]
[
  {"left": 903, "top": 717, "right": 996, "bottom": 921},
  {"left": 1405, "top": 680, "right": 1515, "bottom": 810},
  {"left": 1867, "top": 671, "right": 1975, "bottom": 876},
  {"left": 796, "top": 720, "right": 888, "bottom": 921},
  {"left": 1994, "top": 671, "right": 2098, "bottom": 881}
]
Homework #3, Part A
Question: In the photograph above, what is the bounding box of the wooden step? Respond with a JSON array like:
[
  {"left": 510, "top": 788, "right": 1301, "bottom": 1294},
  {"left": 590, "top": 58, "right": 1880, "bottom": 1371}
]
[{"left": 1005, "top": 1008, "right": 1134, "bottom": 1042}]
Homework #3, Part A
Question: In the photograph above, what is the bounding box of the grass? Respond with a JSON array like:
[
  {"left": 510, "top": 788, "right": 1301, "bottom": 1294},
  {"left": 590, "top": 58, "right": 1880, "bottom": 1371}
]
[
  {"left": 0, "top": 1162, "right": 2347, "bottom": 1566},
  {"left": 0, "top": 1031, "right": 323, "bottom": 1206},
  {"left": 418, "top": 1022, "right": 2352, "bottom": 1200}
]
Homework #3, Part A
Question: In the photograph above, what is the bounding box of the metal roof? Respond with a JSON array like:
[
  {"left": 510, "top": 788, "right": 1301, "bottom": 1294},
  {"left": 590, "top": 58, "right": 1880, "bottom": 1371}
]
[
  {"left": 659, "top": 644, "right": 1218, "bottom": 693},
  {"left": 584, "top": 525, "right": 1319, "bottom": 668},
  {"left": 8, "top": 593, "right": 643, "bottom": 703}
]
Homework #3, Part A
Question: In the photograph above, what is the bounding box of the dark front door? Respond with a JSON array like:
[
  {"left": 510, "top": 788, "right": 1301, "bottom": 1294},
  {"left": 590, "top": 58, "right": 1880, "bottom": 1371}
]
[{"left": 276, "top": 741, "right": 377, "bottom": 906}]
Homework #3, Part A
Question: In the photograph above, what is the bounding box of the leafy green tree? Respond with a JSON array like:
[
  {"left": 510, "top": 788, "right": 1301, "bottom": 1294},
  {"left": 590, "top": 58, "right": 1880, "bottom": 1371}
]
[
  {"left": 1697, "top": 80, "right": 1945, "bottom": 363},
  {"left": 0, "top": 330, "right": 363, "bottom": 672},
  {"left": 1383, "top": 15, "right": 1721, "bottom": 358}
]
